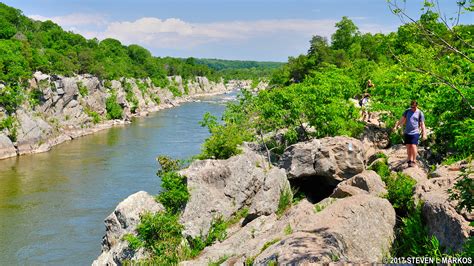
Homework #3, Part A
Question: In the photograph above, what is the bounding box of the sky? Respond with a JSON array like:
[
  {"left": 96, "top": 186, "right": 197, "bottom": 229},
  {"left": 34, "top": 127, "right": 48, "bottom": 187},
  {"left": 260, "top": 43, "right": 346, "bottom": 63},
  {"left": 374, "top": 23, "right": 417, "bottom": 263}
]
[{"left": 3, "top": 0, "right": 472, "bottom": 61}]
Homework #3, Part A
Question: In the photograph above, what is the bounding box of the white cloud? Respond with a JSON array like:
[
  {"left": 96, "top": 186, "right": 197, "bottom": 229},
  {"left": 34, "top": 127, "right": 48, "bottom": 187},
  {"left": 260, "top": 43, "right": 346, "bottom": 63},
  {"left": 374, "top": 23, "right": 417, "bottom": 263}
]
[
  {"left": 98, "top": 17, "right": 339, "bottom": 49},
  {"left": 27, "top": 13, "right": 394, "bottom": 53},
  {"left": 28, "top": 13, "right": 108, "bottom": 27}
]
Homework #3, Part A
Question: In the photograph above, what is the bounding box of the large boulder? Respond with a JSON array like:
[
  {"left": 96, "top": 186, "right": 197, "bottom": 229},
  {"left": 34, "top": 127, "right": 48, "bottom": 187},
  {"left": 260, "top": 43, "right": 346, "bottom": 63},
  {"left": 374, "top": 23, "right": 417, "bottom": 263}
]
[
  {"left": 0, "top": 132, "right": 17, "bottom": 159},
  {"left": 279, "top": 136, "right": 366, "bottom": 185},
  {"left": 255, "top": 194, "right": 396, "bottom": 264},
  {"left": 179, "top": 146, "right": 290, "bottom": 238},
  {"left": 331, "top": 170, "right": 387, "bottom": 198},
  {"left": 58, "top": 77, "right": 79, "bottom": 107},
  {"left": 360, "top": 123, "right": 390, "bottom": 159},
  {"left": 15, "top": 109, "right": 53, "bottom": 154},
  {"left": 93, "top": 191, "right": 164, "bottom": 266},
  {"left": 182, "top": 195, "right": 396, "bottom": 265},
  {"left": 414, "top": 160, "right": 473, "bottom": 251}
]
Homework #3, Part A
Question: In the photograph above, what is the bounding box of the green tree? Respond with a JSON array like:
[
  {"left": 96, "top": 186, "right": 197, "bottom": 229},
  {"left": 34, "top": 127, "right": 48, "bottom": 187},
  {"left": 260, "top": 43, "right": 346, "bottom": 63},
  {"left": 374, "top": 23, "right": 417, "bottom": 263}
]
[{"left": 331, "top": 16, "right": 359, "bottom": 50}]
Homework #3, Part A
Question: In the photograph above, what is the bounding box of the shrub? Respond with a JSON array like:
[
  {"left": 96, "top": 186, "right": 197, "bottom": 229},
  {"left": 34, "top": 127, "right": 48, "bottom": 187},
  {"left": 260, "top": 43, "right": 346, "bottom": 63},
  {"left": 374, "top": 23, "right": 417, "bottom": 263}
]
[
  {"left": 105, "top": 91, "right": 123, "bottom": 120},
  {"left": 84, "top": 108, "right": 100, "bottom": 124},
  {"left": 103, "top": 80, "right": 112, "bottom": 89},
  {"left": 198, "top": 113, "right": 253, "bottom": 160},
  {"left": 226, "top": 207, "right": 249, "bottom": 226},
  {"left": 368, "top": 158, "right": 390, "bottom": 179},
  {"left": 123, "top": 80, "right": 139, "bottom": 113},
  {"left": 168, "top": 84, "right": 182, "bottom": 97},
  {"left": 28, "top": 88, "right": 43, "bottom": 107},
  {"left": 284, "top": 224, "right": 293, "bottom": 235},
  {"left": 187, "top": 216, "right": 228, "bottom": 258},
  {"left": 448, "top": 164, "right": 474, "bottom": 213},
  {"left": 0, "top": 115, "right": 17, "bottom": 141},
  {"left": 392, "top": 204, "right": 443, "bottom": 258},
  {"left": 152, "top": 95, "right": 161, "bottom": 105},
  {"left": 276, "top": 187, "right": 292, "bottom": 216},
  {"left": 135, "top": 211, "right": 187, "bottom": 265},
  {"left": 77, "top": 81, "right": 88, "bottom": 97},
  {"left": 0, "top": 85, "right": 23, "bottom": 114},
  {"left": 155, "top": 156, "right": 188, "bottom": 214},
  {"left": 155, "top": 171, "right": 189, "bottom": 214},
  {"left": 384, "top": 172, "right": 416, "bottom": 216}
]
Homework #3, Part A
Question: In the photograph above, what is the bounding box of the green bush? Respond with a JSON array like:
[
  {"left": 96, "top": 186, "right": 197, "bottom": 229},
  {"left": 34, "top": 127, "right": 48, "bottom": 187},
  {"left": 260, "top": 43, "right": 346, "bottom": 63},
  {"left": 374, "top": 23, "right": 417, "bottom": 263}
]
[
  {"left": 156, "top": 171, "right": 189, "bottom": 214},
  {"left": 168, "top": 84, "right": 182, "bottom": 97},
  {"left": 123, "top": 80, "right": 139, "bottom": 113},
  {"left": 28, "top": 88, "right": 43, "bottom": 107},
  {"left": 198, "top": 113, "right": 253, "bottom": 160},
  {"left": 384, "top": 172, "right": 416, "bottom": 216},
  {"left": 276, "top": 187, "right": 292, "bottom": 216},
  {"left": 136, "top": 211, "right": 187, "bottom": 265},
  {"left": 0, "top": 115, "right": 17, "bottom": 141},
  {"left": 392, "top": 204, "right": 443, "bottom": 258},
  {"left": 0, "top": 85, "right": 23, "bottom": 114},
  {"left": 105, "top": 91, "right": 123, "bottom": 120},
  {"left": 155, "top": 155, "right": 188, "bottom": 214},
  {"left": 84, "top": 108, "right": 100, "bottom": 124},
  {"left": 448, "top": 164, "right": 474, "bottom": 213},
  {"left": 103, "top": 80, "right": 112, "bottom": 89},
  {"left": 368, "top": 158, "right": 390, "bottom": 179},
  {"left": 77, "top": 82, "right": 88, "bottom": 97}
]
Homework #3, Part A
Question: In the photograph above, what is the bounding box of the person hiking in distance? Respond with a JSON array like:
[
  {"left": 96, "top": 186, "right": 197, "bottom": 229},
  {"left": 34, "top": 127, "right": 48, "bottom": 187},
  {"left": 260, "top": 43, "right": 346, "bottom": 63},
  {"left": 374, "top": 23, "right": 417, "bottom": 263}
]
[
  {"left": 393, "top": 100, "right": 427, "bottom": 167},
  {"left": 359, "top": 92, "right": 371, "bottom": 122},
  {"left": 366, "top": 79, "right": 375, "bottom": 91}
]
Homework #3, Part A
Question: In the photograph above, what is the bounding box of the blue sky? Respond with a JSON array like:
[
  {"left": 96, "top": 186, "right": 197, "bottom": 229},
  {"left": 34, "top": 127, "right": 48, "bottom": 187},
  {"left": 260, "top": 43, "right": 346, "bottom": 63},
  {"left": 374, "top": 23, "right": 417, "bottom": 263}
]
[{"left": 3, "top": 0, "right": 471, "bottom": 61}]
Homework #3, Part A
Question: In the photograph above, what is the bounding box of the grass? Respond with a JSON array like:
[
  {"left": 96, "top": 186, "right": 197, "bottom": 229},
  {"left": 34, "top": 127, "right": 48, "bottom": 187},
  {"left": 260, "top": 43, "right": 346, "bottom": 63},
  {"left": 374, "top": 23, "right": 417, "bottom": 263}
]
[
  {"left": 283, "top": 224, "right": 293, "bottom": 235},
  {"left": 260, "top": 238, "right": 281, "bottom": 253},
  {"left": 85, "top": 108, "right": 100, "bottom": 124},
  {"left": 314, "top": 198, "right": 336, "bottom": 213},
  {"left": 77, "top": 81, "right": 88, "bottom": 97},
  {"left": 276, "top": 187, "right": 292, "bottom": 217},
  {"left": 208, "top": 255, "right": 231, "bottom": 266},
  {"left": 226, "top": 207, "right": 249, "bottom": 226}
]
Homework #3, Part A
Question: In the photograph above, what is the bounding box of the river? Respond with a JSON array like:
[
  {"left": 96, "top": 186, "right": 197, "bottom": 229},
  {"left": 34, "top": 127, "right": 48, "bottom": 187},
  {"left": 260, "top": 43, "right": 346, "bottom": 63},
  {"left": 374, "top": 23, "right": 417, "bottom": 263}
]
[{"left": 0, "top": 93, "right": 235, "bottom": 265}]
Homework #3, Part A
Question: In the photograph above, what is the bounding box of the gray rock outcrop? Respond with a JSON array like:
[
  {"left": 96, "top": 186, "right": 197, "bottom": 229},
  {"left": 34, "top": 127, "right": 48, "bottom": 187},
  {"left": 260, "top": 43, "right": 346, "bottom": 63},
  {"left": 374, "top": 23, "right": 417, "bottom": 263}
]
[
  {"left": 179, "top": 146, "right": 290, "bottom": 238},
  {"left": 0, "top": 132, "right": 17, "bottom": 159},
  {"left": 331, "top": 170, "right": 387, "bottom": 198},
  {"left": 413, "top": 161, "right": 473, "bottom": 251},
  {"left": 1, "top": 72, "right": 239, "bottom": 160},
  {"left": 93, "top": 191, "right": 164, "bottom": 266},
  {"left": 15, "top": 109, "right": 53, "bottom": 154},
  {"left": 182, "top": 194, "right": 396, "bottom": 265},
  {"left": 255, "top": 195, "right": 395, "bottom": 264},
  {"left": 280, "top": 136, "right": 366, "bottom": 185}
]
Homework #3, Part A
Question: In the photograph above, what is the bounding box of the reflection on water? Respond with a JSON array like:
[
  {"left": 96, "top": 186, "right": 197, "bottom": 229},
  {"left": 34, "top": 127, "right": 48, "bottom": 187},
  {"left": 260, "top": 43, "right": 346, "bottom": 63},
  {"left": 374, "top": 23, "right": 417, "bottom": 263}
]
[{"left": 0, "top": 93, "right": 234, "bottom": 265}]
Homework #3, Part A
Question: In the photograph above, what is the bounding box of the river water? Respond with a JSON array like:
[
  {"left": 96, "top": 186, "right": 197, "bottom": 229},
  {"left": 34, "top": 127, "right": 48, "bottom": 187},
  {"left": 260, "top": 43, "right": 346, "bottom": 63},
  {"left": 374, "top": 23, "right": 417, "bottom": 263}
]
[{"left": 0, "top": 93, "right": 235, "bottom": 265}]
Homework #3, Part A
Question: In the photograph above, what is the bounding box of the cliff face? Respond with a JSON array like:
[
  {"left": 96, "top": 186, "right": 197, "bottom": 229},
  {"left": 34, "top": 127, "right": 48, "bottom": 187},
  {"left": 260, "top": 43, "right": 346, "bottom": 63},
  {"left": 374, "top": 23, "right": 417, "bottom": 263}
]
[
  {"left": 0, "top": 73, "right": 254, "bottom": 160},
  {"left": 94, "top": 122, "right": 472, "bottom": 265}
]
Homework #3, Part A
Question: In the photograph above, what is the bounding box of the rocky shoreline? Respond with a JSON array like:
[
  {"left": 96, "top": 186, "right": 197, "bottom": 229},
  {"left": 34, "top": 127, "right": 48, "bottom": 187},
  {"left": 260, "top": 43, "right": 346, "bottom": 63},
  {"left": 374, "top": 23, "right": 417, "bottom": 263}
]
[
  {"left": 0, "top": 72, "right": 265, "bottom": 160},
  {"left": 94, "top": 118, "right": 473, "bottom": 265}
]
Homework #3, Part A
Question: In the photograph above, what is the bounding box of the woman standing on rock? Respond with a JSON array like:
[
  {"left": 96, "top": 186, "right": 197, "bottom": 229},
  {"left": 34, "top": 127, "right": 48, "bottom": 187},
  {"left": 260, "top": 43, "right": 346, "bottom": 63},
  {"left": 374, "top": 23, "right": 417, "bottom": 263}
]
[{"left": 393, "top": 100, "right": 427, "bottom": 167}]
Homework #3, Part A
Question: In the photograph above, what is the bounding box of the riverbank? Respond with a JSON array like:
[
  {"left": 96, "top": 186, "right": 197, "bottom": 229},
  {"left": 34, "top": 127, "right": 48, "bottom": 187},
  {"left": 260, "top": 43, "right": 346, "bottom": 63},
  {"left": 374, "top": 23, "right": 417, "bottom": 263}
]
[
  {"left": 0, "top": 73, "right": 265, "bottom": 160},
  {"left": 0, "top": 94, "right": 234, "bottom": 265}
]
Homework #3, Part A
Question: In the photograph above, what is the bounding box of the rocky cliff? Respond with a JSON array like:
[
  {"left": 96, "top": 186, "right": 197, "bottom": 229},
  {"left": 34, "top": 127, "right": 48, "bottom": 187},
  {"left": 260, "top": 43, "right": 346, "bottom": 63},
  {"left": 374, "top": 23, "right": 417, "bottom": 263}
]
[
  {"left": 94, "top": 120, "right": 472, "bottom": 265},
  {"left": 0, "top": 73, "right": 258, "bottom": 160}
]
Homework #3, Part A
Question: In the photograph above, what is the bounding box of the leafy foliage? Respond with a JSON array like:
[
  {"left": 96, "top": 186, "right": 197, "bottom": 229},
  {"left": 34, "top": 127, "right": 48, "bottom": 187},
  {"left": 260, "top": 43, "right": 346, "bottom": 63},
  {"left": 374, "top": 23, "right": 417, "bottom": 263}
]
[
  {"left": 448, "top": 164, "right": 474, "bottom": 213},
  {"left": 155, "top": 156, "right": 188, "bottom": 214},
  {"left": 276, "top": 187, "right": 293, "bottom": 216},
  {"left": 392, "top": 204, "right": 443, "bottom": 258},
  {"left": 198, "top": 112, "right": 253, "bottom": 159},
  {"left": 156, "top": 171, "right": 189, "bottom": 214},
  {"left": 105, "top": 91, "right": 123, "bottom": 120}
]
